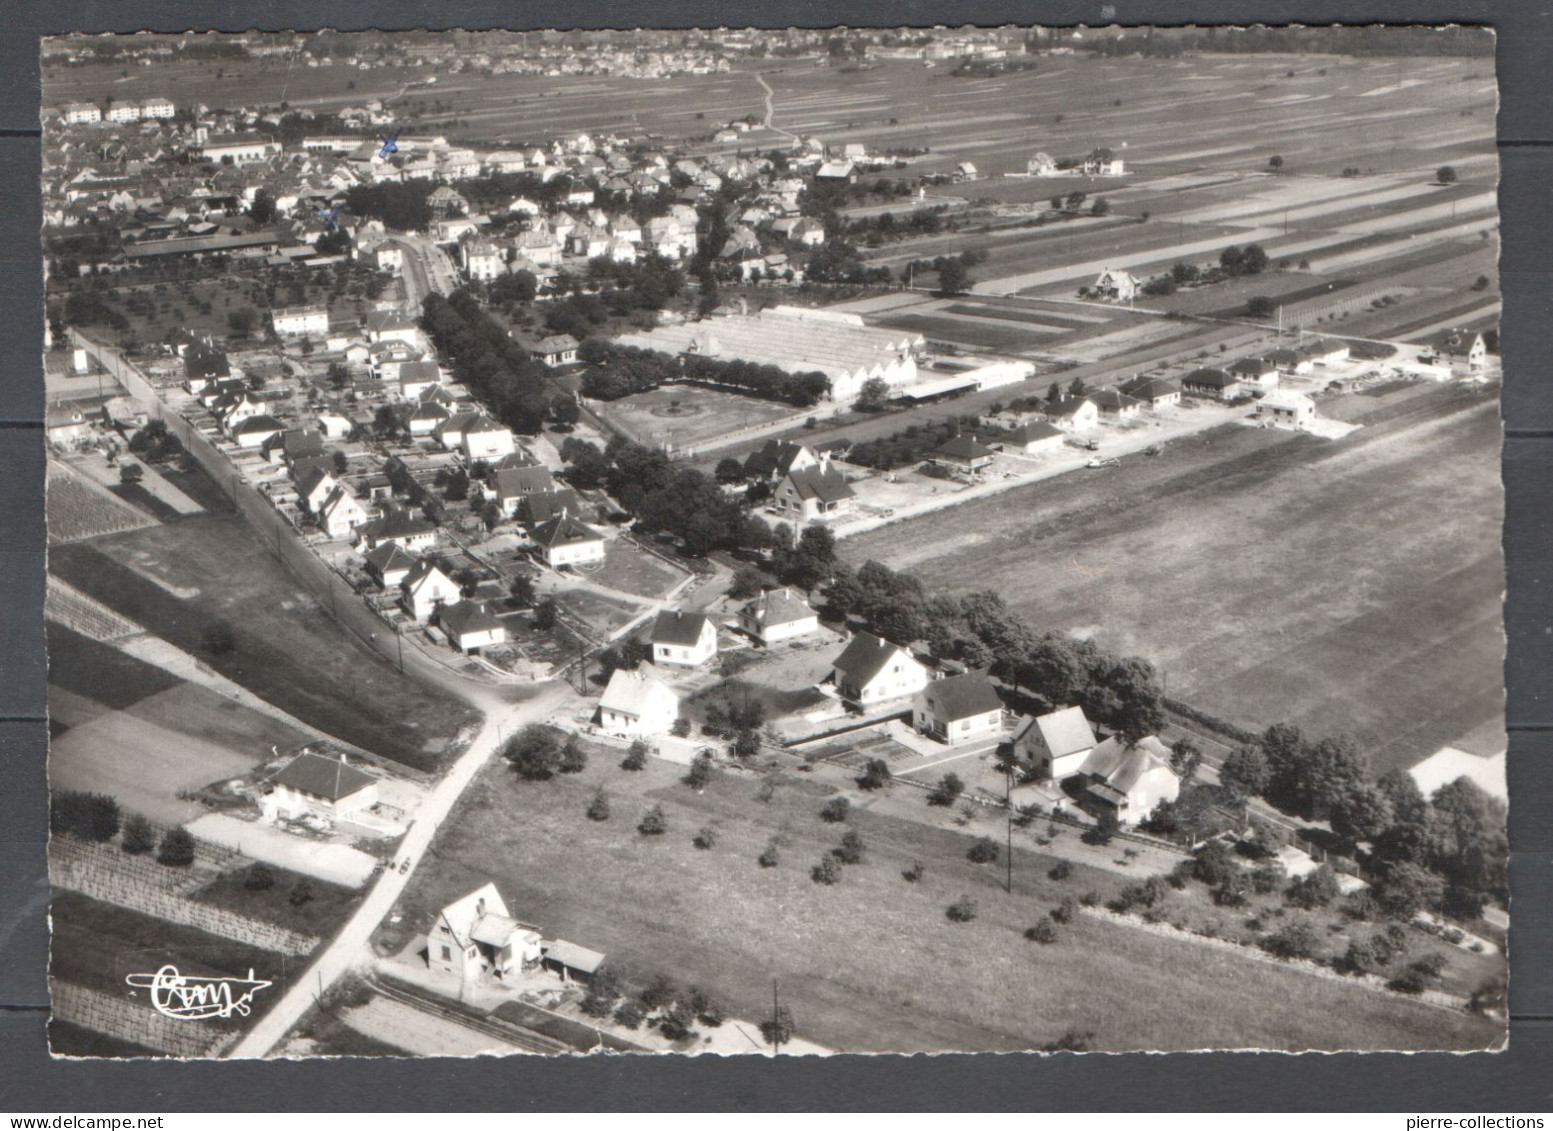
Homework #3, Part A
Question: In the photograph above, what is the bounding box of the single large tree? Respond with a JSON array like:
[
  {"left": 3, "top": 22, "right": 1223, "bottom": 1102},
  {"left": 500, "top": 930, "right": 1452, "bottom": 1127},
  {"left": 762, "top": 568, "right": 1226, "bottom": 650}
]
[
  {"left": 935, "top": 258, "right": 971, "bottom": 296},
  {"left": 1219, "top": 744, "right": 1270, "bottom": 800}
]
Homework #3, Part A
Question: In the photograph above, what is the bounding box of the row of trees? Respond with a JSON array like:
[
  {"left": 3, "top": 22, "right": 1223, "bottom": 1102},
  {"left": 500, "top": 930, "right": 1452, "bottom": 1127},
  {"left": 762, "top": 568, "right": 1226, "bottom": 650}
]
[
  {"left": 821, "top": 559, "right": 1166, "bottom": 743},
  {"left": 419, "top": 289, "right": 554, "bottom": 434},
  {"left": 51, "top": 791, "right": 196, "bottom": 866},
  {"left": 577, "top": 340, "right": 830, "bottom": 407},
  {"left": 558, "top": 435, "right": 775, "bottom": 559},
  {"left": 1217, "top": 723, "right": 1508, "bottom": 916},
  {"left": 847, "top": 416, "right": 1009, "bottom": 471},
  {"left": 343, "top": 179, "right": 438, "bottom": 233}
]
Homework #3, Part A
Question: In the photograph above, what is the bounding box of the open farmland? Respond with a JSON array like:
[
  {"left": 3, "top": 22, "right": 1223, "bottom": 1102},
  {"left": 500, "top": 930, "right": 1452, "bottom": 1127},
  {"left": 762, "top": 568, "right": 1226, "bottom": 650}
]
[
  {"left": 841, "top": 382, "right": 1503, "bottom": 775},
  {"left": 396, "top": 749, "right": 1497, "bottom": 1052},
  {"left": 47, "top": 485, "right": 479, "bottom": 772},
  {"left": 47, "top": 623, "right": 315, "bottom": 825},
  {"left": 49, "top": 891, "right": 295, "bottom": 1057}
]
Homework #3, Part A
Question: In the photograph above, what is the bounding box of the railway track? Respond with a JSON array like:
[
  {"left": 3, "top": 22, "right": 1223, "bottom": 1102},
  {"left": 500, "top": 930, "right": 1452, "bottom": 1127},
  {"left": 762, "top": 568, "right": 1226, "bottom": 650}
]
[{"left": 369, "top": 975, "right": 572, "bottom": 1055}]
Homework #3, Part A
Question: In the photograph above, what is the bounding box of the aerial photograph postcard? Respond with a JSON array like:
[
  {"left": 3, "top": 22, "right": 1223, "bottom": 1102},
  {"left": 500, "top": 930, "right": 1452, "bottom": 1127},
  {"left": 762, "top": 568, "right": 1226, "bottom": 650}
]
[{"left": 40, "top": 24, "right": 1506, "bottom": 1058}]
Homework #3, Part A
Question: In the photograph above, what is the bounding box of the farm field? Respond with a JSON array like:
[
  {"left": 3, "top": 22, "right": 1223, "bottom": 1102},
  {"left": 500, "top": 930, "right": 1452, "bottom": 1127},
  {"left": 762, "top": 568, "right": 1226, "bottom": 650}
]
[
  {"left": 49, "top": 890, "right": 297, "bottom": 1057},
  {"left": 47, "top": 52, "right": 1493, "bottom": 183},
  {"left": 47, "top": 484, "right": 479, "bottom": 771},
  {"left": 394, "top": 749, "right": 1498, "bottom": 1053},
  {"left": 841, "top": 381, "right": 1504, "bottom": 774},
  {"left": 47, "top": 460, "right": 156, "bottom": 545},
  {"left": 589, "top": 383, "right": 805, "bottom": 454},
  {"left": 47, "top": 624, "right": 315, "bottom": 825}
]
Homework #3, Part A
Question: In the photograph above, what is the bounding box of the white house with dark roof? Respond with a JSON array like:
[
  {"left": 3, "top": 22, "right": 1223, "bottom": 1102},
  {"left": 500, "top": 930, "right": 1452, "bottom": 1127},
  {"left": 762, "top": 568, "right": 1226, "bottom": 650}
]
[
  {"left": 231, "top": 413, "right": 285, "bottom": 448},
  {"left": 408, "top": 400, "right": 450, "bottom": 436},
  {"left": 262, "top": 750, "right": 378, "bottom": 824},
  {"left": 400, "top": 560, "right": 460, "bottom": 622},
  {"left": 363, "top": 542, "right": 418, "bottom": 588},
  {"left": 744, "top": 439, "right": 818, "bottom": 482},
  {"left": 1229, "top": 356, "right": 1280, "bottom": 392},
  {"left": 1266, "top": 347, "right": 1313, "bottom": 376},
  {"left": 1426, "top": 328, "right": 1488, "bottom": 374},
  {"left": 774, "top": 458, "right": 855, "bottom": 523},
  {"left": 913, "top": 673, "right": 1005, "bottom": 746},
  {"left": 1119, "top": 375, "right": 1182, "bottom": 410},
  {"left": 1092, "top": 266, "right": 1139, "bottom": 303},
  {"left": 355, "top": 507, "right": 438, "bottom": 553},
  {"left": 532, "top": 334, "right": 579, "bottom": 367},
  {"left": 738, "top": 588, "right": 819, "bottom": 646},
  {"left": 295, "top": 467, "right": 339, "bottom": 514},
  {"left": 1181, "top": 367, "right": 1243, "bottom": 401},
  {"left": 530, "top": 513, "right": 605, "bottom": 568},
  {"left": 517, "top": 488, "right": 582, "bottom": 527},
  {"left": 364, "top": 309, "right": 422, "bottom": 346},
  {"left": 1013, "top": 706, "right": 1099, "bottom": 780},
  {"left": 651, "top": 609, "right": 719, "bottom": 667},
  {"left": 829, "top": 632, "right": 929, "bottom": 708},
  {"left": 1001, "top": 419, "right": 1066, "bottom": 456},
  {"left": 488, "top": 463, "right": 556, "bottom": 517},
  {"left": 439, "top": 599, "right": 507, "bottom": 653},
  {"left": 395, "top": 359, "right": 442, "bottom": 401},
  {"left": 931, "top": 434, "right": 998, "bottom": 475},
  {"left": 1088, "top": 388, "right": 1144, "bottom": 422},
  {"left": 427, "top": 883, "right": 542, "bottom": 982},
  {"left": 597, "top": 668, "right": 680, "bottom": 736}
]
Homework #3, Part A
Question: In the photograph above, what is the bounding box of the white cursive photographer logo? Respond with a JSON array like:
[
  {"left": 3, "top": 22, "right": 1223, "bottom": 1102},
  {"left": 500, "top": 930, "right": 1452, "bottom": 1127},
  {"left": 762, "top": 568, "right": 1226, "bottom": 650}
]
[{"left": 125, "top": 964, "right": 273, "bottom": 1020}]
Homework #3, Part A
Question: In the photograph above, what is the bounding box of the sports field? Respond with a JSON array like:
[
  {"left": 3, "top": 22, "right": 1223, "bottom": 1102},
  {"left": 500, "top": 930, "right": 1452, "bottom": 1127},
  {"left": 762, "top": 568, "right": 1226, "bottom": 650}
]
[
  {"left": 841, "top": 381, "right": 1504, "bottom": 773},
  {"left": 590, "top": 384, "right": 805, "bottom": 453},
  {"left": 397, "top": 748, "right": 1498, "bottom": 1052}
]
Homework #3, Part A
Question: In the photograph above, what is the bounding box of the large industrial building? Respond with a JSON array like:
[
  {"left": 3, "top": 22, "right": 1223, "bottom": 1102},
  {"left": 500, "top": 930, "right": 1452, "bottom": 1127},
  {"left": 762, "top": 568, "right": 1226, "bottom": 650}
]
[{"left": 613, "top": 305, "right": 923, "bottom": 403}]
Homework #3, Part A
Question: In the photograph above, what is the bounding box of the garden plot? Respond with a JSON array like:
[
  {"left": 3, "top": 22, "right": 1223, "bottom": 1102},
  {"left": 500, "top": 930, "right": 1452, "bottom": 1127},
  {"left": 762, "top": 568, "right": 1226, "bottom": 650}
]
[{"left": 47, "top": 461, "right": 156, "bottom": 545}]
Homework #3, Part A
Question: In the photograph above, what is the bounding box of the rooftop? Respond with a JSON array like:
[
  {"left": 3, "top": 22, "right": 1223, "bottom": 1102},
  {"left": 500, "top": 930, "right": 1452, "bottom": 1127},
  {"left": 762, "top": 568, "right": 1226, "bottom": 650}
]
[{"left": 270, "top": 751, "right": 376, "bottom": 801}]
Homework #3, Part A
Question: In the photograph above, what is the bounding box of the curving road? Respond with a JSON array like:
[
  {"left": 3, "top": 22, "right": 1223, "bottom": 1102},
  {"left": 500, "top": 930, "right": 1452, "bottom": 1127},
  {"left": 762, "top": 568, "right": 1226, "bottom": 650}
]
[{"left": 754, "top": 72, "right": 797, "bottom": 142}]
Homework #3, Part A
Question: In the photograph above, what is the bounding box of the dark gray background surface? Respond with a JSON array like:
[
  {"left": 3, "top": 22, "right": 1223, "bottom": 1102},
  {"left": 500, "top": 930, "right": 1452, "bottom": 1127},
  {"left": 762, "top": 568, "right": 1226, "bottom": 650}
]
[{"left": 2, "top": 0, "right": 1548, "bottom": 1111}]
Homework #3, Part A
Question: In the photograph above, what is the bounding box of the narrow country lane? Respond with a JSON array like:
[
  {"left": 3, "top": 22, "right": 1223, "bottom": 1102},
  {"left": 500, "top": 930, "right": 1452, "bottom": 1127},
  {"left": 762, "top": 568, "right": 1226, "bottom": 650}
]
[{"left": 227, "top": 680, "right": 577, "bottom": 1059}]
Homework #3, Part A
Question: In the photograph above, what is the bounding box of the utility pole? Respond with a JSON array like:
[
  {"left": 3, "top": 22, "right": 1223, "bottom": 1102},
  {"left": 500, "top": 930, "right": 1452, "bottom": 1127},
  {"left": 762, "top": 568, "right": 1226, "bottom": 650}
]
[
  {"left": 1004, "top": 765, "right": 1013, "bottom": 894},
  {"left": 771, "top": 979, "right": 782, "bottom": 1057}
]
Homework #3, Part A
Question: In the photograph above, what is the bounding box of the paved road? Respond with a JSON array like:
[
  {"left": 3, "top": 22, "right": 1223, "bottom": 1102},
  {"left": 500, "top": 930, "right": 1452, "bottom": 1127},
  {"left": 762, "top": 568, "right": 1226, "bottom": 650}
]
[
  {"left": 830, "top": 400, "right": 1249, "bottom": 541},
  {"left": 228, "top": 680, "right": 575, "bottom": 1059},
  {"left": 388, "top": 234, "right": 458, "bottom": 313}
]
